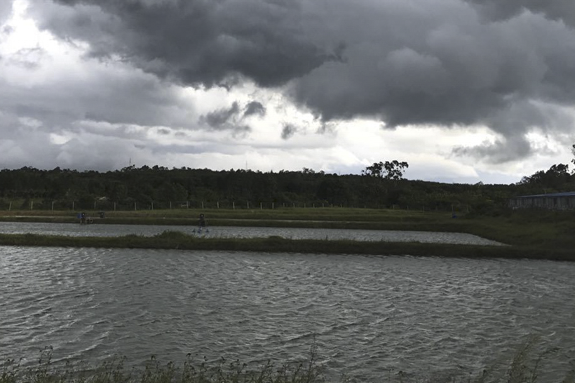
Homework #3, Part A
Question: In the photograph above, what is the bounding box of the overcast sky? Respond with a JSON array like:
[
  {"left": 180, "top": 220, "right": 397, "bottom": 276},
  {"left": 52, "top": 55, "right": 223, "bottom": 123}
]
[{"left": 1, "top": 0, "right": 575, "bottom": 184}]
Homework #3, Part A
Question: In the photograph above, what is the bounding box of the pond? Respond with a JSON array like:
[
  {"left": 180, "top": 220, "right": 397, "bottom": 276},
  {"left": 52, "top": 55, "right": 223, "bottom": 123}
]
[
  {"left": 1, "top": 246, "right": 572, "bottom": 381},
  {"left": 0, "top": 221, "right": 503, "bottom": 245}
]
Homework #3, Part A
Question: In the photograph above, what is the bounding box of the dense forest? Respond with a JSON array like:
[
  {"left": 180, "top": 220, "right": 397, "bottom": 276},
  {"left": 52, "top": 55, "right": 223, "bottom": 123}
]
[{"left": 1, "top": 161, "right": 574, "bottom": 214}]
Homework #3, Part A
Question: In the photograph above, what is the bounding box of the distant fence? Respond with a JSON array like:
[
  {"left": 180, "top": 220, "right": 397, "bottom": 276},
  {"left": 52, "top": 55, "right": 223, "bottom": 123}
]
[{"left": 0, "top": 198, "right": 471, "bottom": 214}]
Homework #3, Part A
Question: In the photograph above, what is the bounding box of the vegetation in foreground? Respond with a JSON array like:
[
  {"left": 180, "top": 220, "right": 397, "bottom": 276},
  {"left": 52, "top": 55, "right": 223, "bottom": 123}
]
[
  {"left": 1, "top": 347, "right": 325, "bottom": 383},
  {"left": 2, "top": 337, "right": 574, "bottom": 383}
]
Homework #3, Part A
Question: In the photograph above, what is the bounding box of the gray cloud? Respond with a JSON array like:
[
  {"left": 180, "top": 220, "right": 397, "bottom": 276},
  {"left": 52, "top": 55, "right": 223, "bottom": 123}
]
[
  {"left": 9, "top": 47, "right": 48, "bottom": 69},
  {"left": 0, "top": 62, "right": 197, "bottom": 131},
  {"left": 21, "top": 0, "right": 575, "bottom": 164},
  {"left": 199, "top": 101, "right": 257, "bottom": 137},
  {"left": 201, "top": 102, "right": 241, "bottom": 129},
  {"left": 32, "top": 0, "right": 333, "bottom": 87},
  {"left": 0, "top": 2, "right": 12, "bottom": 25},
  {"left": 199, "top": 101, "right": 248, "bottom": 134},
  {"left": 464, "top": 0, "right": 575, "bottom": 27},
  {"left": 0, "top": 52, "right": 204, "bottom": 171},
  {"left": 156, "top": 128, "right": 171, "bottom": 135},
  {"left": 281, "top": 123, "right": 298, "bottom": 140},
  {"left": 0, "top": 109, "right": 121, "bottom": 171},
  {"left": 453, "top": 136, "right": 532, "bottom": 164},
  {"left": 243, "top": 101, "right": 266, "bottom": 117},
  {"left": 453, "top": 98, "right": 575, "bottom": 162}
]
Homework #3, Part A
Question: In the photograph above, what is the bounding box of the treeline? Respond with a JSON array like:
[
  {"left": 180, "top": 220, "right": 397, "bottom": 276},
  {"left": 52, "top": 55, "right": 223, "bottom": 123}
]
[{"left": 0, "top": 163, "right": 574, "bottom": 213}]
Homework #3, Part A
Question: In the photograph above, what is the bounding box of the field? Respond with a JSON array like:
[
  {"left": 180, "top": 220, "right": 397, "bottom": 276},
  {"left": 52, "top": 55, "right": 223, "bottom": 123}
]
[{"left": 1, "top": 207, "right": 574, "bottom": 261}]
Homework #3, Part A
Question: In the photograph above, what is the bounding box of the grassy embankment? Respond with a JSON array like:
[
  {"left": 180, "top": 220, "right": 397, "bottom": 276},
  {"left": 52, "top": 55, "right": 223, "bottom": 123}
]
[{"left": 0, "top": 208, "right": 574, "bottom": 261}]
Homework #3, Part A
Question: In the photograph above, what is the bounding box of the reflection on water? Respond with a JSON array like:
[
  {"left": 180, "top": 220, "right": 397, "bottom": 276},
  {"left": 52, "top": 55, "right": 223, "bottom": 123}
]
[
  {"left": 0, "top": 221, "right": 503, "bottom": 245},
  {"left": 0, "top": 246, "right": 573, "bottom": 381}
]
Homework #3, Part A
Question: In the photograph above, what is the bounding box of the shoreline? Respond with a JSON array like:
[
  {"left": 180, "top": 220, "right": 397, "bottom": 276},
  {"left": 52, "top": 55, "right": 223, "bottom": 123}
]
[
  {"left": 0, "top": 231, "right": 572, "bottom": 262},
  {"left": 1, "top": 208, "right": 574, "bottom": 262}
]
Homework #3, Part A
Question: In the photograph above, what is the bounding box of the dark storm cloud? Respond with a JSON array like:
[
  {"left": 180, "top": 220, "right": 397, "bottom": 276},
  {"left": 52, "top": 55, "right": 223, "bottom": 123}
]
[
  {"left": 199, "top": 102, "right": 252, "bottom": 136},
  {"left": 243, "top": 101, "right": 266, "bottom": 117},
  {"left": 33, "top": 0, "right": 332, "bottom": 88},
  {"left": 29, "top": 0, "right": 575, "bottom": 163},
  {"left": 200, "top": 102, "right": 240, "bottom": 129}
]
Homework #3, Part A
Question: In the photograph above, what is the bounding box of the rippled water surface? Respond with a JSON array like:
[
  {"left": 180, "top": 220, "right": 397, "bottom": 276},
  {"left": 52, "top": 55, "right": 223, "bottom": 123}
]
[
  {"left": 1, "top": 247, "right": 574, "bottom": 381},
  {"left": 0, "top": 221, "right": 503, "bottom": 245}
]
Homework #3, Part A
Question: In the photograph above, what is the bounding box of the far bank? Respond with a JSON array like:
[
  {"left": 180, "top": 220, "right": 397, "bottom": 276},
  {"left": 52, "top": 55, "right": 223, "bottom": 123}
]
[{"left": 0, "top": 230, "right": 572, "bottom": 262}]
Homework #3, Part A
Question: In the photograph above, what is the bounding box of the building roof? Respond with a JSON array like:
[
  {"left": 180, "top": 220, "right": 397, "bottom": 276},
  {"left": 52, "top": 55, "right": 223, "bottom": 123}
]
[{"left": 514, "top": 192, "right": 575, "bottom": 199}]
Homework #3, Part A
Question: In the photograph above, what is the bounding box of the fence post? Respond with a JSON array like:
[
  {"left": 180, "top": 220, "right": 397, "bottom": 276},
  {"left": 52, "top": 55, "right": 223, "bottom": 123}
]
[
  {"left": 30, "top": 201, "right": 33, "bottom": 210},
  {"left": 9, "top": 201, "right": 11, "bottom": 211},
  {"left": 233, "top": 201, "right": 235, "bottom": 209},
  {"left": 135, "top": 202, "right": 137, "bottom": 211}
]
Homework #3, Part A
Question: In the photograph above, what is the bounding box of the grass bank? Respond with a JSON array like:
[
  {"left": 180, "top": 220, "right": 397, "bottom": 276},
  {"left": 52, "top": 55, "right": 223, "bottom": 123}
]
[
  {"left": 0, "top": 230, "right": 572, "bottom": 262},
  {"left": 1, "top": 208, "right": 574, "bottom": 260}
]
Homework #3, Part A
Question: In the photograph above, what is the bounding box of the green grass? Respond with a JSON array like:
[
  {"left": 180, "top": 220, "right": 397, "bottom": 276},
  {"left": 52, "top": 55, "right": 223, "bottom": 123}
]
[
  {"left": 1, "top": 346, "right": 325, "bottom": 383},
  {"left": 1, "top": 208, "right": 575, "bottom": 260},
  {"left": 0, "top": 230, "right": 573, "bottom": 261},
  {"left": 0, "top": 207, "right": 455, "bottom": 223}
]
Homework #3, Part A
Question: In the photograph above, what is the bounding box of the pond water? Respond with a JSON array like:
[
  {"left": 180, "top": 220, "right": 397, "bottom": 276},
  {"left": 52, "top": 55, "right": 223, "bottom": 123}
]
[
  {"left": 0, "top": 222, "right": 503, "bottom": 246},
  {"left": 1, "top": 247, "right": 573, "bottom": 382}
]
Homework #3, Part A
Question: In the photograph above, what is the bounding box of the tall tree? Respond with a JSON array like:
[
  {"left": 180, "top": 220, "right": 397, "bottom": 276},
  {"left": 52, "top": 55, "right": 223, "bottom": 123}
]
[{"left": 362, "top": 161, "right": 409, "bottom": 180}]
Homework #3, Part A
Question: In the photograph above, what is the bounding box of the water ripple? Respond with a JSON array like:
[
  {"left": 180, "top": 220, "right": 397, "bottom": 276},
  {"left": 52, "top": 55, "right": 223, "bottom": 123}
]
[
  {"left": 1, "top": 247, "right": 573, "bottom": 381},
  {"left": 0, "top": 221, "right": 503, "bottom": 245}
]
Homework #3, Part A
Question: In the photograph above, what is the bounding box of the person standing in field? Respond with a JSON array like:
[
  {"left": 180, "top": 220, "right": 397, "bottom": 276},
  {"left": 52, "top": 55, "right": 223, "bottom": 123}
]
[{"left": 198, "top": 213, "right": 206, "bottom": 229}]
